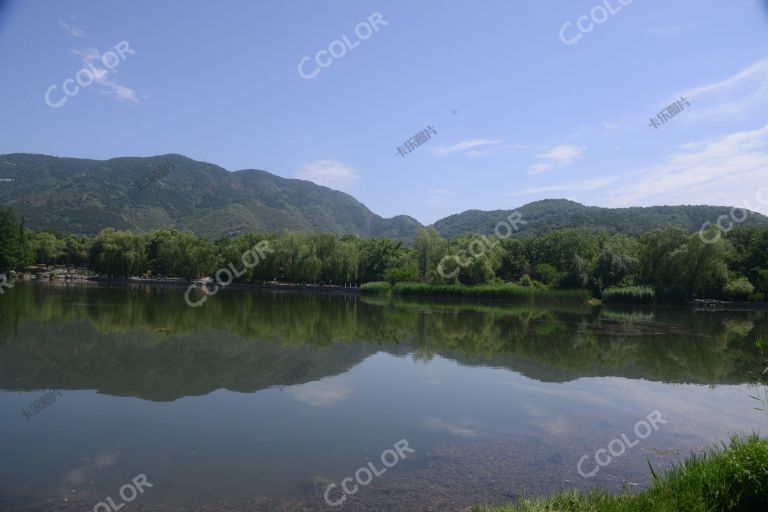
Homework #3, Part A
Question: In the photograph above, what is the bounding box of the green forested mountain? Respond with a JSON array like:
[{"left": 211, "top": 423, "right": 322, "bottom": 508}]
[
  {"left": 434, "top": 199, "right": 768, "bottom": 238},
  {"left": 1, "top": 153, "right": 766, "bottom": 239},
  {"left": 0, "top": 153, "right": 421, "bottom": 239}
]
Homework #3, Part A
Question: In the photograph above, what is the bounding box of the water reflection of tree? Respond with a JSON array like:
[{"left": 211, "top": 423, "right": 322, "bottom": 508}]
[{"left": 0, "top": 284, "right": 766, "bottom": 400}]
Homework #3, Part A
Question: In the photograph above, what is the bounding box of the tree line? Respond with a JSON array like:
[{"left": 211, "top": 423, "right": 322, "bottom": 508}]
[{"left": 1, "top": 205, "right": 766, "bottom": 300}]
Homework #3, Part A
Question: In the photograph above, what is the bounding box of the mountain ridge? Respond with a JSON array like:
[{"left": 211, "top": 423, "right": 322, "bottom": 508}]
[{"left": 1, "top": 153, "right": 766, "bottom": 239}]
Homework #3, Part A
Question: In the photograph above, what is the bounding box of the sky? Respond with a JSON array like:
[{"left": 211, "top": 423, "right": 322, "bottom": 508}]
[{"left": 1, "top": 0, "right": 767, "bottom": 225}]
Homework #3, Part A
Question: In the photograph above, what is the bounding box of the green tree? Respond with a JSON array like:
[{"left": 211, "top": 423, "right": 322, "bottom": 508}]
[
  {"left": 89, "top": 229, "right": 148, "bottom": 278},
  {"left": 29, "top": 232, "right": 66, "bottom": 267},
  {"left": 146, "top": 229, "right": 218, "bottom": 279},
  {"left": 0, "top": 207, "right": 30, "bottom": 271},
  {"left": 357, "top": 238, "right": 404, "bottom": 282},
  {"left": 414, "top": 228, "right": 447, "bottom": 281},
  {"left": 638, "top": 227, "right": 688, "bottom": 289},
  {"left": 595, "top": 245, "right": 638, "bottom": 289}
]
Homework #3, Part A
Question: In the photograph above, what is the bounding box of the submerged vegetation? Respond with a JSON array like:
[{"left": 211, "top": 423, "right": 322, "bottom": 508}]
[
  {"left": 363, "top": 281, "right": 590, "bottom": 302},
  {"left": 1, "top": 205, "right": 768, "bottom": 302},
  {"left": 473, "top": 435, "right": 768, "bottom": 512}
]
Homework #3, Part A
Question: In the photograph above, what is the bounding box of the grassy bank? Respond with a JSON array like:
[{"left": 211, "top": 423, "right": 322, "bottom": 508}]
[
  {"left": 471, "top": 435, "right": 768, "bottom": 512},
  {"left": 360, "top": 282, "right": 591, "bottom": 302},
  {"left": 601, "top": 286, "right": 656, "bottom": 304}
]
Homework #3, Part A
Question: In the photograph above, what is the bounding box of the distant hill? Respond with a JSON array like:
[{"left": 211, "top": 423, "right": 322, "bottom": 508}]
[
  {"left": 0, "top": 153, "right": 422, "bottom": 239},
  {"left": 433, "top": 199, "right": 768, "bottom": 238},
  {"left": 1, "top": 154, "right": 766, "bottom": 239}
]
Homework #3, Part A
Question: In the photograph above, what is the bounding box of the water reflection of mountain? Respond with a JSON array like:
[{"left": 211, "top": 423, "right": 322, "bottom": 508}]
[{"left": 0, "top": 283, "right": 765, "bottom": 401}]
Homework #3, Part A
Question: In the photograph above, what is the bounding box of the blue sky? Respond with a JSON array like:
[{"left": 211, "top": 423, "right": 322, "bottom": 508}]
[{"left": 1, "top": 0, "right": 767, "bottom": 225}]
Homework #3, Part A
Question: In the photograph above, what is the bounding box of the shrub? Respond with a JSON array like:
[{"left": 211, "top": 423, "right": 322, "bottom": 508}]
[
  {"left": 391, "top": 283, "right": 590, "bottom": 302},
  {"left": 359, "top": 281, "right": 391, "bottom": 296},
  {"left": 383, "top": 263, "right": 419, "bottom": 285},
  {"left": 723, "top": 277, "right": 755, "bottom": 301},
  {"left": 602, "top": 286, "right": 655, "bottom": 304},
  {"left": 534, "top": 263, "right": 561, "bottom": 286}
]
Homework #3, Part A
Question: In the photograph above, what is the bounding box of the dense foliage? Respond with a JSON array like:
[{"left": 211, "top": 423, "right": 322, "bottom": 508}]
[
  {"left": 434, "top": 198, "right": 768, "bottom": 238},
  {"left": 1, "top": 204, "right": 767, "bottom": 301},
  {"left": 0, "top": 206, "right": 29, "bottom": 271}
]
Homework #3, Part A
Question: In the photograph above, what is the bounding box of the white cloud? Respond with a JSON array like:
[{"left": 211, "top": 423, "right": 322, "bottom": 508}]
[
  {"left": 645, "top": 24, "right": 690, "bottom": 36},
  {"left": 527, "top": 143, "right": 585, "bottom": 175},
  {"left": 422, "top": 417, "right": 479, "bottom": 438},
  {"left": 296, "top": 159, "right": 360, "bottom": 191},
  {"left": 70, "top": 47, "right": 139, "bottom": 103},
  {"left": 286, "top": 381, "right": 352, "bottom": 408},
  {"left": 672, "top": 57, "right": 768, "bottom": 122},
  {"left": 59, "top": 20, "right": 86, "bottom": 38},
  {"left": 512, "top": 125, "right": 768, "bottom": 209},
  {"left": 538, "top": 144, "right": 585, "bottom": 165},
  {"left": 64, "top": 451, "right": 119, "bottom": 486},
  {"left": 507, "top": 176, "right": 620, "bottom": 197},
  {"left": 606, "top": 124, "right": 768, "bottom": 208},
  {"left": 527, "top": 163, "right": 555, "bottom": 176},
  {"left": 431, "top": 138, "right": 503, "bottom": 157},
  {"left": 427, "top": 188, "right": 452, "bottom": 207}
]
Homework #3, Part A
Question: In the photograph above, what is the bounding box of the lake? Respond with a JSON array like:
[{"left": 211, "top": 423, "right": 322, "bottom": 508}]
[{"left": 1, "top": 282, "right": 766, "bottom": 511}]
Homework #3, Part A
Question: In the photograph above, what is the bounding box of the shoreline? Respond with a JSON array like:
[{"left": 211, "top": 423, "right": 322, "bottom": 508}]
[{"left": 13, "top": 278, "right": 768, "bottom": 308}]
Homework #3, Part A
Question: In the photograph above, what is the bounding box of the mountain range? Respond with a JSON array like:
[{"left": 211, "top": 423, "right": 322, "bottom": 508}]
[{"left": 1, "top": 153, "right": 766, "bottom": 239}]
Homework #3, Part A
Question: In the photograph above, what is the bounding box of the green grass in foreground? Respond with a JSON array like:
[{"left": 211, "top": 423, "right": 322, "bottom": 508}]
[
  {"left": 360, "top": 282, "right": 590, "bottom": 302},
  {"left": 471, "top": 435, "right": 768, "bottom": 512}
]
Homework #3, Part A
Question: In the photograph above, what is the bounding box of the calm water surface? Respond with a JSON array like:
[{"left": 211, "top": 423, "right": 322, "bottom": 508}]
[{"left": 1, "top": 283, "right": 766, "bottom": 511}]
